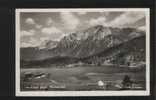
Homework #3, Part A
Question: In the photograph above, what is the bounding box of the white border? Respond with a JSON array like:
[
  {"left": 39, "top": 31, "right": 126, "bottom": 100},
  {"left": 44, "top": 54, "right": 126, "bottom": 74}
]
[{"left": 16, "top": 8, "right": 150, "bottom": 96}]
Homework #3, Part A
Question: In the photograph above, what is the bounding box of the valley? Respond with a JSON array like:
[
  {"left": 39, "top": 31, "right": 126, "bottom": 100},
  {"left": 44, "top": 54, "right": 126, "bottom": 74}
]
[{"left": 20, "top": 65, "right": 146, "bottom": 91}]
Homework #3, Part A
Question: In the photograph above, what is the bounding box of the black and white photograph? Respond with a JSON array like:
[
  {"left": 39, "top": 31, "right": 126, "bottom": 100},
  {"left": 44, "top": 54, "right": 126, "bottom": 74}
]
[{"left": 16, "top": 8, "right": 150, "bottom": 96}]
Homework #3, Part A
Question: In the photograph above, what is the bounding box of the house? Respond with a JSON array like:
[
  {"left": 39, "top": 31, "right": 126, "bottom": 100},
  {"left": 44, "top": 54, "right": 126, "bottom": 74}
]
[{"left": 98, "top": 80, "right": 105, "bottom": 86}]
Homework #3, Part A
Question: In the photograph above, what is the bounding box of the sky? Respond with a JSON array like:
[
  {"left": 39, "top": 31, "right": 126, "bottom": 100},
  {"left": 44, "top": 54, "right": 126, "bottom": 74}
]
[{"left": 20, "top": 11, "right": 146, "bottom": 47}]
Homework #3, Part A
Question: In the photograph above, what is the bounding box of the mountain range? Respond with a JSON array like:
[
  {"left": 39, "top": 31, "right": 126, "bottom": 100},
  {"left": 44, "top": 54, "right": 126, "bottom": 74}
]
[{"left": 20, "top": 25, "right": 145, "bottom": 67}]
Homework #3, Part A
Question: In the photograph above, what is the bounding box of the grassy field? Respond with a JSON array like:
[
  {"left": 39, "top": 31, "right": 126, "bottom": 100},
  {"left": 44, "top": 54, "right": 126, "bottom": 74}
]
[{"left": 20, "top": 65, "right": 146, "bottom": 91}]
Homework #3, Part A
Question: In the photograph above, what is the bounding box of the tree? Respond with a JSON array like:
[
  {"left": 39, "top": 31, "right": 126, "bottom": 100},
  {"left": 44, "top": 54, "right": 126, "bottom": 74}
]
[{"left": 122, "top": 75, "right": 133, "bottom": 89}]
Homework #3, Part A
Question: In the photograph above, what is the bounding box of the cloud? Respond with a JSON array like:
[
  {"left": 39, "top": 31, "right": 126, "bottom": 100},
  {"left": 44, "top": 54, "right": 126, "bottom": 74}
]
[
  {"left": 29, "top": 29, "right": 35, "bottom": 33},
  {"left": 21, "top": 29, "right": 35, "bottom": 37},
  {"left": 41, "top": 26, "right": 62, "bottom": 35},
  {"left": 60, "top": 12, "right": 80, "bottom": 31},
  {"left": 41, "top": 26, "right": 64, "bottom": 41},
  {"left": 46, "top": 17, "right": 53, "bottom": 26},
  {"left": 25, "top": 18, "right": 35, "bottom": 25},
  {"left": 137, "top": 26, "right": 146, "bottom": 31},
  {"left": 35, "top": 24, "right": 42, "bottom": 29},
  {"left": 109, "top": 12, "right": 145, "bottom": 28},
  {"left": 25, "top": 18, "right": 43, "bottom": 29},
  {"left": 88, "top": 17, "right": 106, "bottom": 26},
  {"left": 21, "top": 37, "right": 41, "bottom": 47},
  {"left": 40, "top": 37, "right": 50, "bottom": 42},
  {"left": 87, "top": 11, "right": 145, "bottom": 28},
  {"left": 21, "top": 42, "right": 32, "bottom": 48}
]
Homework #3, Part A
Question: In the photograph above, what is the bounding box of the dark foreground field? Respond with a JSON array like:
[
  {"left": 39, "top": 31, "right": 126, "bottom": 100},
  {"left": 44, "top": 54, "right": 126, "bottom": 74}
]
[{"left": 20, "top": 65, "right": 146, "bottom": 91}]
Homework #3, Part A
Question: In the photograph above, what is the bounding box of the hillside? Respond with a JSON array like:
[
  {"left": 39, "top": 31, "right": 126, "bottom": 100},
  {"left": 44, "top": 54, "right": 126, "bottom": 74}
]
[{"left": 80, "top": 35, "right": 145, "bottom": 65}]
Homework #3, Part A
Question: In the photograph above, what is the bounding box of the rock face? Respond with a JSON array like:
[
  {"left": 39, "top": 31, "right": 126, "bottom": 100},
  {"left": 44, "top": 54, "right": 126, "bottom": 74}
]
[
  {"left": 20, "top": 25, "right": 145, "bottom": 66},
  {"left": 55, "top": 25, "right": 119, "bottom": 58}
]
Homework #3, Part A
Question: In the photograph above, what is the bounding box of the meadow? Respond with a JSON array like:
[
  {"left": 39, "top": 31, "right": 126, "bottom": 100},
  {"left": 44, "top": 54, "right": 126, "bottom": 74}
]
[{"left": 20, "top": 65, "right": 146, "bottom": 91}]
